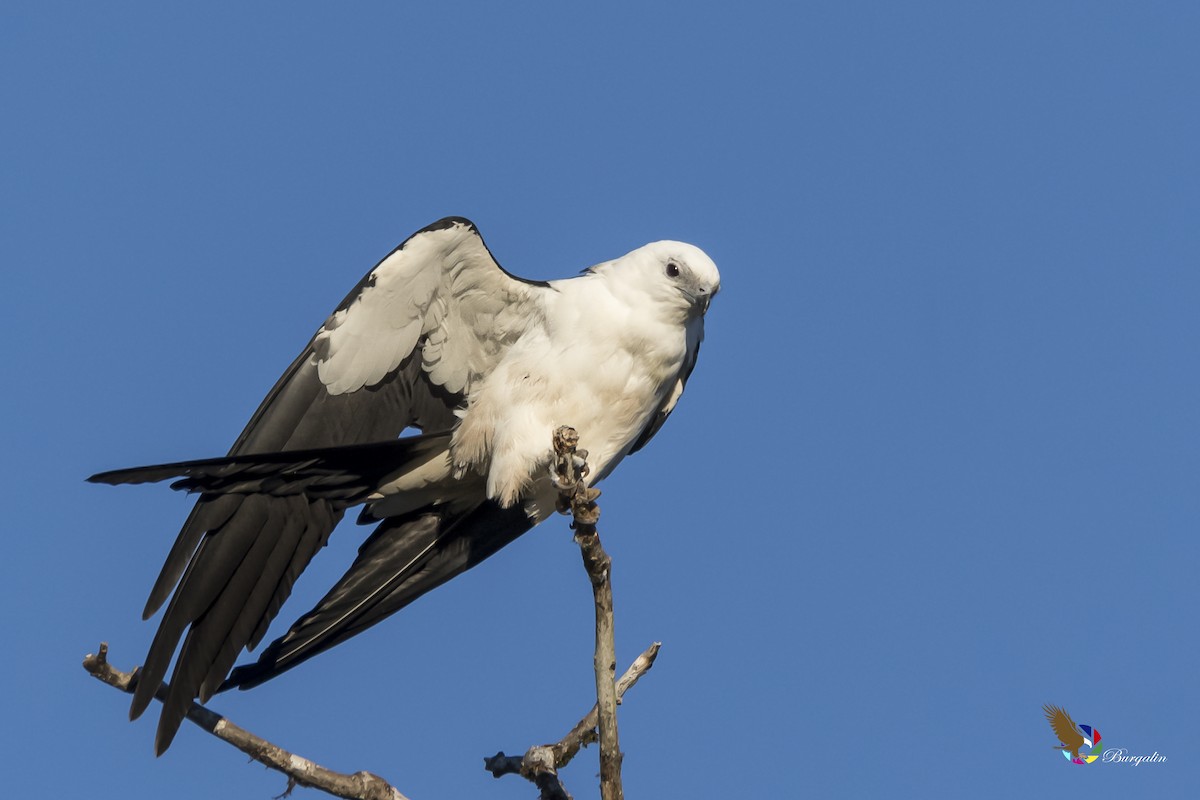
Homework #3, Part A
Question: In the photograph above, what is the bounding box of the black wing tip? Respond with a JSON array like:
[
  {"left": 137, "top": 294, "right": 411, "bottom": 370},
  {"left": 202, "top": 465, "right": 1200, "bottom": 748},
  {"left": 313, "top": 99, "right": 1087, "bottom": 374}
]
[
  {"left": 221, "top": 657, "right": 278, "bottom": 692},
  {"left": 86, "top": 470, "right": 123, "bottom": 485},
  {"left": 418, "top": 216, "right": 477, "bottom": 234},
  {"left": 218, "top": 636, "right": 288, "bottom": 691},
  {"left": 87, "top": 464, "right": 187, "bottom": 487},
  {"left": 129, "top": 681, "right": 156, "bottom": 726},
  {"left": 153, "top": 724, "right": 179, "bottom": 756}
]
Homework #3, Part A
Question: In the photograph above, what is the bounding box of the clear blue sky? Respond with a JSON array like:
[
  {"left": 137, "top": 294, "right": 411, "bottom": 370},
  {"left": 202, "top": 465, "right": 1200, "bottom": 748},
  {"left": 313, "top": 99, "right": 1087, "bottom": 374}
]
[{"left": 3, "top": 2, "right": 1196, "bottom": 797}]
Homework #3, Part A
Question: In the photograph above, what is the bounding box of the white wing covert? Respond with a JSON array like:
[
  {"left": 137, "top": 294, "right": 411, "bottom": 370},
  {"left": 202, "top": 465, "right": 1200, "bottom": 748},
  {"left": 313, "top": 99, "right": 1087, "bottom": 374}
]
[{"left": 313, "top": 218, "right": 548, "bottom": 397}]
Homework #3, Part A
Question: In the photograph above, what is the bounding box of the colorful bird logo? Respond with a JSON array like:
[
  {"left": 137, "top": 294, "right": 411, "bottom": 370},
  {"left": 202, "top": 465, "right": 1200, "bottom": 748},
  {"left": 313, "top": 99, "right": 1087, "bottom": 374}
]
[{"left": 1043, "top": 704, "right": 1102, "bottom": 764}]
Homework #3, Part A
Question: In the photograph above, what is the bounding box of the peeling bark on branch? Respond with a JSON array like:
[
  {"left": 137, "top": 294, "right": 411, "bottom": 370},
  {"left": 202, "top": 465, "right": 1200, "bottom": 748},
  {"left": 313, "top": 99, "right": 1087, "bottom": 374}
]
[{"left": 81, "top": 644, "right": 408, "bottom": 800}]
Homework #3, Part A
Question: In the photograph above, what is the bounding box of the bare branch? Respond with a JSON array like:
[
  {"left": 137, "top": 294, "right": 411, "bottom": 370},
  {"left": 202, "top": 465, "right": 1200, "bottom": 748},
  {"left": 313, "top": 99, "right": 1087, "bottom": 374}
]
[
  {"left": 486, "top": 642, "right": 661, "bottom": 800},
  {"left": 82, "top": 643, "right": 409, "bottom": 800},
  {"left": 553, "top": 426, "right": 622, "bottom": 800}
]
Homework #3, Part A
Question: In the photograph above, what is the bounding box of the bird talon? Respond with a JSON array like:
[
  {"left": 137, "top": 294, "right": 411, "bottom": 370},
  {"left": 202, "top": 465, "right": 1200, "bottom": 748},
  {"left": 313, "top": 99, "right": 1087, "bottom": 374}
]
[{"left": 573, "top": 452, "right": 590, "bottom": 478}]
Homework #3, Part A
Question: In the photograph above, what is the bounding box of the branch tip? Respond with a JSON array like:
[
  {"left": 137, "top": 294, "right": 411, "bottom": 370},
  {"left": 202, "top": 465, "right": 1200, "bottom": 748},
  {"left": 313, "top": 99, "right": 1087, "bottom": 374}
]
[{"left": 81, "top": 645, "right": 410, "bottom": 800}]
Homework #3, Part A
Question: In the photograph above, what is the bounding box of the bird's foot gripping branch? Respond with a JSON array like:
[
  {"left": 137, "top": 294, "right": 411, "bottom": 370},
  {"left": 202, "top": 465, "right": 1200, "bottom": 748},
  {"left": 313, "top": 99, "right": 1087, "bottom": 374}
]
[{"left": 551, "top": 425, "right": 601, "bottom": 527}]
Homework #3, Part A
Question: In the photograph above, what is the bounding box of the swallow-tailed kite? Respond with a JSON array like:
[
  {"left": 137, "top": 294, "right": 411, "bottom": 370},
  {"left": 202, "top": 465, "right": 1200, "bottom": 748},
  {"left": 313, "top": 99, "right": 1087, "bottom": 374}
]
[{"left": 90, "top": 217, "right": 720, "bottom": 754}]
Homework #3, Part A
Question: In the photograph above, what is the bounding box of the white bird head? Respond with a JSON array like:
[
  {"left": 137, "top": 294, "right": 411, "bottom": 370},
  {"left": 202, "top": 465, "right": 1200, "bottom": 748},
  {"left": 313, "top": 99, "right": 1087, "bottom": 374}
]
[{"left": 598, "top": 240, "right": 721, "bottom": 317}]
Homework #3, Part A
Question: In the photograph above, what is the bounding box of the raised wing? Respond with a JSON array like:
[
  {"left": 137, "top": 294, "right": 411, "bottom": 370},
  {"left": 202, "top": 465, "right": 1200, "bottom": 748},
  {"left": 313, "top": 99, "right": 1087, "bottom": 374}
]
[
  {"left": 1043, "top": 704, "right": 1085, "bottom": 755},
  {"left": 113, "top": 217, "right": 549, "bottom": 754},
  {"left": 313, "top": 217, "right": 549, "bottom": 397}
]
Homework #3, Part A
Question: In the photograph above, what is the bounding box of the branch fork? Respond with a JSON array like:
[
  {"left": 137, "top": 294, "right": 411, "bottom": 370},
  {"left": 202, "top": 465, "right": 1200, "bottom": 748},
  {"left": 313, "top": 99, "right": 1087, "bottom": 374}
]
[{"left": 485, "top": 643, "right": 660, "bottom": 800}]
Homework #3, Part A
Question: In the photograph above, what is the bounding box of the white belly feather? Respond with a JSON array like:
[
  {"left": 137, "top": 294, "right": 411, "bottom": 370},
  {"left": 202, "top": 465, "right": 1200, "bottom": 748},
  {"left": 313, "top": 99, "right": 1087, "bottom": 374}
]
[{"left": 451, "top": 275, "right": 689, "bottom": 507}]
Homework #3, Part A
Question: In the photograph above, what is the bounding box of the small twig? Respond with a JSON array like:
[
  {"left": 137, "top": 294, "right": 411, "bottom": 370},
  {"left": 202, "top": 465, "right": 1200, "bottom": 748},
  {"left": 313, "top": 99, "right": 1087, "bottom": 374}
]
[
  {"left": 82, "top": 644, "right": 409, "bottom": 800},
  {"left": 553, "top": 426, "right": 622, "bottom": 800},
  {"left": 485, "top": 642, "right": 660, "bottom": 800},
  {"left": 552, "top": 642, "right": 660, "bottom": 767}
]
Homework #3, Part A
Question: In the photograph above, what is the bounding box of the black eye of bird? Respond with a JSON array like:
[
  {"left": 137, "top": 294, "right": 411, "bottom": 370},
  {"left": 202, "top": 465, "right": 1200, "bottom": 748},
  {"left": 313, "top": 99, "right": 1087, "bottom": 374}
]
[{"left": 665, "top": 261, "right": 681, "bottom": 278}]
